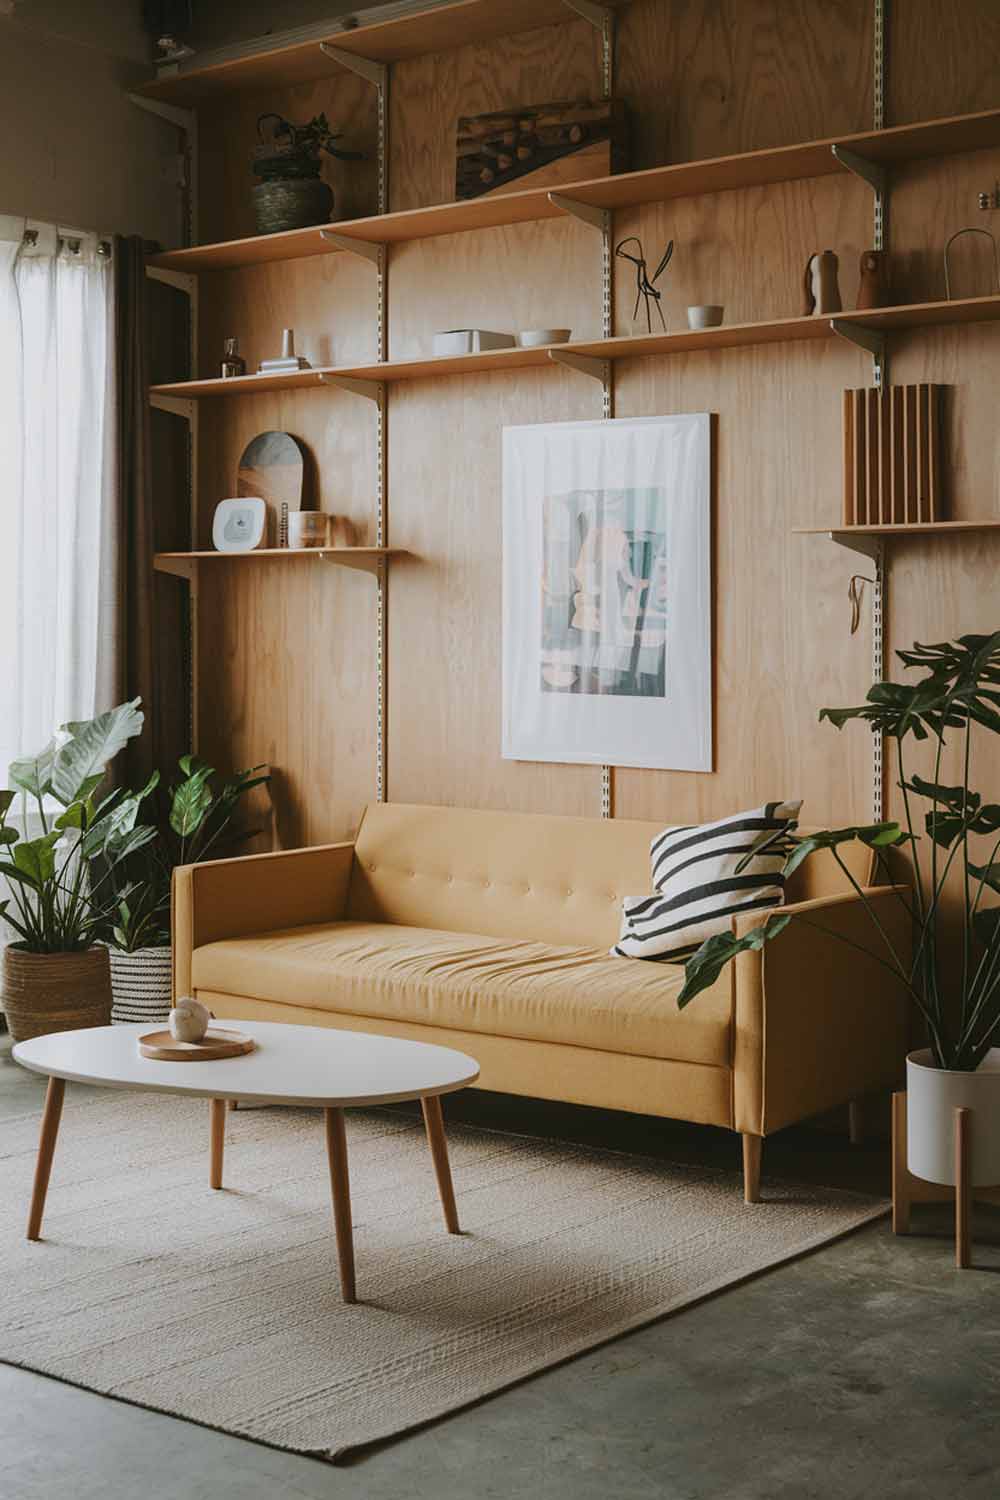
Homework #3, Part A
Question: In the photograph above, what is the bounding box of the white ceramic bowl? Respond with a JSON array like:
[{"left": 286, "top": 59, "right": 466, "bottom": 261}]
[
  {"left": 686, "top": 305, "right": 724, "bottom": 330},
  {"left": 517, "top": 328, "right": 571, "bottom": 347}
]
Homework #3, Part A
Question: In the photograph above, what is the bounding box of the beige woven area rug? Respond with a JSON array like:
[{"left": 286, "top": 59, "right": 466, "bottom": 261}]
[{"left": 0, "top": 1089, "right": 886, "bottom": 1461}]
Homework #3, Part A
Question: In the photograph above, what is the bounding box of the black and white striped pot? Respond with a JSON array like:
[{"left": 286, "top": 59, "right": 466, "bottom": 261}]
[{"left": 109, "top": 946, "right": 173, "bottom": 1025}]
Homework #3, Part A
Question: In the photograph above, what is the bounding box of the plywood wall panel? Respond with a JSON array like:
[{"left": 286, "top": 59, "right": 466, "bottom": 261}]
[
  {"left": 386, "top": 366, "right": 602, "bottom": 815},
  {"left": 889, "top": 0, "right": 1000, "bottom": 124},
  {"left": 617, "top": 0, "right": 872, "bottom": 171},
  {"left": 611, "top": 337, "right": 875, "bottom": 830},
  {"left": 185, "top": 0, "right": 1000, "bottom": 869},
  {"left": 387, "top": 219, "right": 603, "bottom": 359},
  {"left": 197, "top": 557, "right": 378, "bottom": 848},
  {"left": 388, "top": 17, "right": 603, "bottom": 213}
]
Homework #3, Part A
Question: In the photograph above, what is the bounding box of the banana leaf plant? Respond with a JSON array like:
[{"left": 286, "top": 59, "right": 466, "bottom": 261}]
[
  {"left": 108, "top": 755, "right": 270, "bottom": 952},
  {"left": 0, "top": 700, "right": 154, "bottom": 952},
  {"left": 678, "top": 633, "right": 1000, "bottom": 1073}
]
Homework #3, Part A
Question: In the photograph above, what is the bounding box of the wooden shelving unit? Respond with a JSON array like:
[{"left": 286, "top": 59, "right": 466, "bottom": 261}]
[
  {"left": 148, "top": 296, "right": 1000, "bottom": 400},
  {"left": 145, "top": 106, "right": 1000, "bottom": 274},
  {"left": 794, "top": 519, "right": 1000, "bottom": 560},
  {"left": 796, "top": 520, "right": 1000, "bottom": 538},
  {"left": 134, "top": 0, "right": 626, "bottom": 104},
  {"left": 154, "top": 547, "right": 395, "bottom": 580}
]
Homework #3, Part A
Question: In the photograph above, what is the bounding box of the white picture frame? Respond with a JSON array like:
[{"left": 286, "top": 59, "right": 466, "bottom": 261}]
[{"left": 502, "top": 413, "right": 712, "bottom": 772}]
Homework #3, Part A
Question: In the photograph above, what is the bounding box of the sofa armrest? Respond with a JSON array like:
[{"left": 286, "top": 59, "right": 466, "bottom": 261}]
[
  {"left": 172, "top": 842, "right": 355, "bottom": 1001},
  {"left": 732, "top": 886, "right": 911, "bottom": 1135}
]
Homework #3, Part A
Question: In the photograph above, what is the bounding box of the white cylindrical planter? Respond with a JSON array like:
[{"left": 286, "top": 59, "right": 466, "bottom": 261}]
[
  {"left": 109, "top": 946, "right": 173, "bottom": 1025},
  {"left": 906, "top": 1047, "right": 1000, "bottom": 1186}
]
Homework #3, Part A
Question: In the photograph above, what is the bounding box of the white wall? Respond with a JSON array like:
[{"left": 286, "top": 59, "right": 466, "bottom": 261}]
[{"left": 0, "top": 2, "right": 181, "bottom": 244}]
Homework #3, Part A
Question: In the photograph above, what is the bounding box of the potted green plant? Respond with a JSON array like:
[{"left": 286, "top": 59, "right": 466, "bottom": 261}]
[
  {"left": 251, "top": 112, "right": 363, "bottom": 234},
  {"left": 0, "top": 700, "right": 154, "bottom": 1042},
  {"left": 106, "top": 756, "right": 269, "bottom": 1024},
  {"left": 678, "top": 633, "right": 1000, "bottom": 1192}
]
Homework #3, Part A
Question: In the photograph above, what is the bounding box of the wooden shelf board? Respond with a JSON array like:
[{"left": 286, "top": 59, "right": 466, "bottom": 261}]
[
  {"left": 154, "top": 546, "right": 394, "bottom": 578},
  {"left": 134, "top": 0, "right": 620, "bottom": 103},
  {"left": 145, "top": 107, "right": 1000, "bottom": 274},
  {"left": 147, "top": 297, "right": 1000, "bottom": 401},
  {"left": 795, "top": 521, "right": 1000, "bottom": 537}
]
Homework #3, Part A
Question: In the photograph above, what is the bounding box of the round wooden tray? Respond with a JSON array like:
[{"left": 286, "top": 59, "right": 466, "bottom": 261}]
[{"left": 138, "top": 1027, "right": 256, "bottom": 1062}]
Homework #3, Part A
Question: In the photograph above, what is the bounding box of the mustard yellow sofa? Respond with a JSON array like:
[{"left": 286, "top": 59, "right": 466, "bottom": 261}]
[{"left": 172, "top": 802, "right": 910, "bottom": 1201}]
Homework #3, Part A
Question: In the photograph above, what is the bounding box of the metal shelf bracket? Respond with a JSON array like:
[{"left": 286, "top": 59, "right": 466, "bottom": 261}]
[
  {"left": 128, "top": 94, "right": 199, "bottom": 248},
  {"left": 155, "top": 555, "right": 199, "bottom": 583},
  {"left": 824, "top": 531, "right": 885, "bottom": 564},
  {"left": 317, "top": 373, "right": 385, "bottom": 402},
  {"left": 318, "top": 43, "right": 387, "bottom": 89},
  {"left": 561, "top": 0, "right": 615, "bottom": 25},
  {"left": 548, "top": 349, "right": 609, "bottom": 383},
  {"left": 145, "top": 265, "right": 197, "bottom": 298},
  {"left": 831, "top": 318, "right": 887, "bottom": 363},
  {"left": 319, "top": 229, "right": 386, "bottom": 268},
  {"left": 150, "top": 393, "right": 196, "bottom": 421},
  {"left": 548, "top": 192, "right": 609, "bottom": 233},
  {"left": 831, "top": 144, "right": 888, "bottom": 197}
]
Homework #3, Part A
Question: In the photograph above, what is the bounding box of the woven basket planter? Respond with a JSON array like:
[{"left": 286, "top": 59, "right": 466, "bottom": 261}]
[
  {"left": 2, "top": 946, "right": 112, "bottom": 1043},
  {"left": 109, "top": 946, "right": 173, "bottom": 1026},
  {"left": 253, "top": 176, "right": 333, "bottom": 234}
]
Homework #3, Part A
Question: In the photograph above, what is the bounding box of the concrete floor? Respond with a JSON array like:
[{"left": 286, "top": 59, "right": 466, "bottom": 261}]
[{"left": 1, "top": 1037, "right": 998, "bottom": 1500}]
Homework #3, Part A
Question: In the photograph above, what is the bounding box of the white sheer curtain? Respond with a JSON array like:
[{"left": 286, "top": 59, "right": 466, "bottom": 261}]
[{"left": 0, "top": 216, "right": 117, "bottom": 781}]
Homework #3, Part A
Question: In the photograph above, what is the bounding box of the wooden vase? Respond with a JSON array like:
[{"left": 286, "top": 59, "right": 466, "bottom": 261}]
[{"left": 2, "top": 946, "right": 112, "bottom": 1043}]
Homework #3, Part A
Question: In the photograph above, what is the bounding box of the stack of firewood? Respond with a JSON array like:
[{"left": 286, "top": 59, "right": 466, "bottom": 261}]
[{"left": 455, "top": 98, "right": 628, "bottom": 200}]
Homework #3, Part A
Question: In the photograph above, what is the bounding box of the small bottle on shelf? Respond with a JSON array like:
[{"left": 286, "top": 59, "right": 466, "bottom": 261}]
[{"left": 220, "top": 336, "right": 246, "bottom": 379}]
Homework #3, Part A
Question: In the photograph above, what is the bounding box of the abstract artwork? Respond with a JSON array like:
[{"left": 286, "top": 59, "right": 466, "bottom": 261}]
[{"left": 503, "top": 415, "right": 712, "bottom": 772}]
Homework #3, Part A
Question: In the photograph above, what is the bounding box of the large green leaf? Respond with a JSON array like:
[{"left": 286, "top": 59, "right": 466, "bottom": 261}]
[
  {"left": 678, "top": 915, "right": 792, "bottom": 1009},
  {"left": 49, "top": 700, "right": 144, "bottom": 807},
  {"left": 103, "top": 824, "right": 158, "bottom": 866},
  {"left": 903, "top": 775, "right": 979, "bottom": 813},
  {"left": 9, "top": 740, "right": 56, "bottom": 800},
  {"left": 12, "top": 832, "right": 59, "bottom": 886},
  {"left": 969, "top": 861, "right": 1000, "bottom": 895},
  {"left": 170, "top": 769, "right": 214, "bottom": 837},
  {"left": 973, "top": 906, "right": 1000, "bottom": 949},
  {"left": 782, "top": 823, "right": 905, "bottom": 878},
  {"left": 0, "top": 789, "right": 15, "bottom": 820}
]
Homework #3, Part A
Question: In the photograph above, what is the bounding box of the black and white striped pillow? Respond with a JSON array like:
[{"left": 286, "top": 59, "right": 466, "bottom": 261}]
[{"left": 612, "top": 801, "right": 801, "bottom": 961}]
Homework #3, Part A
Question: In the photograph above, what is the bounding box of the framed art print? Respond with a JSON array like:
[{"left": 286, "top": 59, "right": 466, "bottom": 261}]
[{"left": 502, "top": 413, "right": 712, "bottom": 772}]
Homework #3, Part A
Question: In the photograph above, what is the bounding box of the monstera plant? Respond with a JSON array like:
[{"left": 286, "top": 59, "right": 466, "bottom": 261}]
[
  {"left": 677, "top": 634, "right": 1000, "bottom": 1185},
  {"left": 1, "top": 700, "right": 152, "bottom": 1040}
]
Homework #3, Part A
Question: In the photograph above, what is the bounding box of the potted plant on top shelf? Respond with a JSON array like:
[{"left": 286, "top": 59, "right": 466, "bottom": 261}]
[
  {"left": 105, "top": 755, "right": 269, "bottom": 1024},
  {"left": 0, "top": 700, "right": 154, "bottom": 1041},
  {"left": 678, "top": 632, "right": 1000, "bottom": 1193},
  {"left": 252, "top": 112, "right": 364, "bottom": 235}
]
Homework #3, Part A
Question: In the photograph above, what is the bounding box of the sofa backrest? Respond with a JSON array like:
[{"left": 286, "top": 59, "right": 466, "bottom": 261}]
[{"left": 347, "top": 803, "right": 874, "bottom": 950}]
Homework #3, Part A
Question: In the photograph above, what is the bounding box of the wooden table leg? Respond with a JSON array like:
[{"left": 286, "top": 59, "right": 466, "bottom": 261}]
[
  {"left": 27, "top": 1076, "right": 65, "bottom": 1241},
  {"left": 892, "top": 1091, "right": 911, "bottom": 1235},
  {"left": 209, "top": 1098, "right": 226, "bottom": 1190},
  {"left": 422, "top": 1094, "right": 460, "bottom": 1233},
  {"left": 955, "top": 1106, "right": 971, "bottom": 1269},
  {"left": 324, "top": 1108, "right": 356, "bottom": 1303}
]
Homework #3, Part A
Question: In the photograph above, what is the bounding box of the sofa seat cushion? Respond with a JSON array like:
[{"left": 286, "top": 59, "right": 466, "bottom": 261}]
[{"left": 191, "top": 920, "right": 732, "bottom": 1067}]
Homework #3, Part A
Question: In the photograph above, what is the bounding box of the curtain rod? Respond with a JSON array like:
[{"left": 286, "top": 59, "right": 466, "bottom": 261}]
[{"left": 21, "top": 227, "right": 112, "bottom": 257}]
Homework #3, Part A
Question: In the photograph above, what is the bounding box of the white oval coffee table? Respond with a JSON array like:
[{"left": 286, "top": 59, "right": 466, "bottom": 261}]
[{"left": 13, "top": 1020, "right": 480, "bottom": 1303}]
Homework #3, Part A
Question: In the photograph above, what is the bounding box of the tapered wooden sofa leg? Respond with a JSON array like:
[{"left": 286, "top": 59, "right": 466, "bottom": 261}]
[{"left": 742, "top": 1134, "right": 762, "bottom": 1204}]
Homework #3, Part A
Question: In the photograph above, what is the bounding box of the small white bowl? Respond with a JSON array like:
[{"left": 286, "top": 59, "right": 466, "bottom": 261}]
[
  {"left": 687, "top": 305, "right": 724, "bottom": 330},
  {"left": 517, "top": 328, "right": 571, "bottom": 347}
]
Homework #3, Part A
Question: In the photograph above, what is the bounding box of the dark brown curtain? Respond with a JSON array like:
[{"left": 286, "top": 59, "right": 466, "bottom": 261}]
[{"left": 114, "top": 234, "right": 190, "bottom": 790}]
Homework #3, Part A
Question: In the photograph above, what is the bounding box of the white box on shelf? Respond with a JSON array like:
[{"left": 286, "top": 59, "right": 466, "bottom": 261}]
[{"left": 432, "top": 329, "right": 516, "bottom": 356}]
